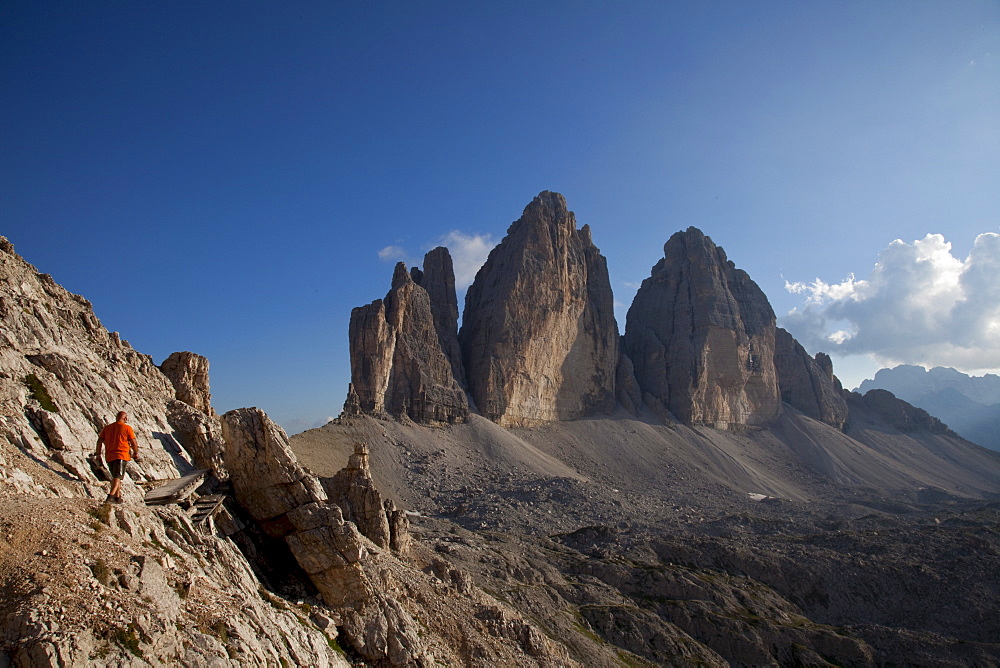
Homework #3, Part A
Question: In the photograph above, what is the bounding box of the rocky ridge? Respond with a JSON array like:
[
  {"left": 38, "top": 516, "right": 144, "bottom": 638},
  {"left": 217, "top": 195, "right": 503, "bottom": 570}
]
[
  {"left": 346, "top": 194, "right": 847, "bottom": 431},
  {"left": 0, "top": 236, "right": 348, "bottom": 664},
  {"left": 859, "top": 365, "right": 1000, "bottom": 451},
  {"left": 1, "top": 237, "right": 575, "bottom": 666}
]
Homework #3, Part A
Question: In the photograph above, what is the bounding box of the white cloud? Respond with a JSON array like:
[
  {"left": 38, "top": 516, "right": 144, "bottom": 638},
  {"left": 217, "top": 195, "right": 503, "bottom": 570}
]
[
  {"left": 377, "top": 245, "right": 408, "bottom": 262},
  {"left": 375, "top": 231, "right": 496, "bottom": 290},
  {"left": 781, "top": 232, "right": 1000, "bottom": 374},
  {"left": 435, "top": 230, "right": 495, "bottom": 289}
]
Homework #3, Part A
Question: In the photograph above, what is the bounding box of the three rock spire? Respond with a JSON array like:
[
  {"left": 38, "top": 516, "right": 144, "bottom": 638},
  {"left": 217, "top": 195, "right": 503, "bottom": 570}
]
[{"left": 345, "top": 191, "right": 846, "bottom": 429}]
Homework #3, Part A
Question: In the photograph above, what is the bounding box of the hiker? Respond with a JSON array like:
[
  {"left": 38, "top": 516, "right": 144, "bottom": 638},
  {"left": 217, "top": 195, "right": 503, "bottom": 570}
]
[{"left": 95, "top": 411, "right": 139, "bottom": 504}]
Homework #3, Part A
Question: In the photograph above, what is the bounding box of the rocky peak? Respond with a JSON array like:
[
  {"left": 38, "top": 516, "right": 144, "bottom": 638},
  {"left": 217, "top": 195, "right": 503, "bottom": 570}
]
[
  {"left": 159, "top": 351, "right": 215, "bottom": 416},
  {"left": 321, "top": 442, "right": 410, "bottom": 554},
  {"left": 623, "top": 227, "right": 781, "bottom": 426},
  {"left": 459, "top": 191, "right": 619, "bottom": 426},
  {"left": 773, "top": 327, "right": 848, "bottom": 428},
  {"left": 847, "top": 389, "right": 953, "bottom": 435},
  {"left": 411, "top": 247, "right": 465, "bottom": 388},
  {"left": 344, "top": 255, "right": 468, "bottom": 425}
]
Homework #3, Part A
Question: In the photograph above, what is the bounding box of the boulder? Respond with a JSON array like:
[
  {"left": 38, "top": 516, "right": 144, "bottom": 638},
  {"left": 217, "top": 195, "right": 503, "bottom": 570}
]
[{"left": 160, "top": 351, "right": 215, "bottom": 416}]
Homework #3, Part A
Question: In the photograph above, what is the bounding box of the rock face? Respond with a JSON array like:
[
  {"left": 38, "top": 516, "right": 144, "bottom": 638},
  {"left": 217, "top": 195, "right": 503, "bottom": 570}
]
[
  {"left": 346, "top": 260, "right": 468, "bottom": 425},
  {"left": 623, "top": 227, "right": 781, "bottom": 426},
  {"left": 411, "top": 247, "right": 466, "bottom": 388},
  {"left": 322, "top": 442, "right": 410, "bottom": 554},
  {"left": 774, "top": 327, "right": 848, "bottom": 428},
  {"left": 165, "top": 399, "right": 228, "bottom": 478},
  {"left": 221, "top": 408, "right": 428, "bottom": 664},
  {"left": 160, "top": 351, "right": 215, "bottom": 416},
  {"left": 459, "top": 191, "right": 619, "bottom": 427},
  {"left": 0, "top": 236, "right": 218, "bottom": 497},
  {"left": 342, "top": 195, "right": 854, "bottom": 433}
]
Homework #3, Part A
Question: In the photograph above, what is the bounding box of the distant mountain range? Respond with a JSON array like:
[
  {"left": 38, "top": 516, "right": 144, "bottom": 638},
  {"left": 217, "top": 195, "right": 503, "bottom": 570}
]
[{"left": 859, "top": 365, "right": 1000, "bottom": 451}]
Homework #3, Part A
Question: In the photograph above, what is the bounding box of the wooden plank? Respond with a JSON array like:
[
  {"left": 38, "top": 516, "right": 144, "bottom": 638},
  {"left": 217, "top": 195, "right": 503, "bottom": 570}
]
[
  {"left": 144, "top": 469, "right": 210, "bottom": 505},
  {"left": 190, "top": 494, "right": 227, "bottom": 524}
]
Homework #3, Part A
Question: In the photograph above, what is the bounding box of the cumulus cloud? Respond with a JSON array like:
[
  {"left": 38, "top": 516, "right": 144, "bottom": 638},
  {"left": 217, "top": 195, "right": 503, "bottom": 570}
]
[
  {"left": 435, "top": 230, "right": 496, "bottom": 289},
  {"left": 376, "top": 231, "right": 496, "bottom": 290},
  {"left": 781, "top": 232, "right": 1000, "bottom": 373},
  {"left": 377, "top": 245, "right": 408, "bottom": 263}
]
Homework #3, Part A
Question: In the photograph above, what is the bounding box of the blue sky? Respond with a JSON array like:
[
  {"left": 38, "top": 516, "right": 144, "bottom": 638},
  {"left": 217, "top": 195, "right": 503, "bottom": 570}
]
[{"left": 3, "top": 1, "right": 998, "bottom": 432}]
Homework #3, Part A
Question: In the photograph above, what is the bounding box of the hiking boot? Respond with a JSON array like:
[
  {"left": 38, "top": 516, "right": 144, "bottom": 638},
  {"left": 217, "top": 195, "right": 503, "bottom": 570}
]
[
  {"left": 112, "top": 495, "right": 123, "bottom": 505},
  {"left": 104, "top": 494, "right": 115, "bottom": 504}
]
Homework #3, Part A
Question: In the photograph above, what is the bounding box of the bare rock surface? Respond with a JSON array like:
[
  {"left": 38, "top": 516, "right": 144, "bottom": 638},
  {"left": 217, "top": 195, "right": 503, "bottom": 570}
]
[
  {"left": 321, "top": 442, "right": 410, "bottom": 553},
  {"left": 346, "top": 262, "right": 468, "bottom": 425},
  {"left": 623, "top": 227, "right": 781, "bottom": 426},
  {"left": 0, "top": 236, "right": 212, "bottom": 497},
  {"left": 159, "top": 351, "right": 215, "bottom": 416},
  {"left": 774, "top": 327, "right": 849, "bottom": 428},
  {"left": 0, "top": 489, "right": 351, "bottom": 666},
  {"left": 165, "top": 399, "right": 228, "bottom": 479},
  {"left": 411, "top": 247, "right": 466, "bottom": 389},
  {"left": 459, "top": 191, "right": 619, "bottom": 426}
]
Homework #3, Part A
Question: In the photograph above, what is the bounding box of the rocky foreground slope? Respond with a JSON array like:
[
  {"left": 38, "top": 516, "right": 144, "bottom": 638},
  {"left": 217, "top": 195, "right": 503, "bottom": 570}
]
[{"left": 0, "top": 237, "right": 581, "bottom": 666}]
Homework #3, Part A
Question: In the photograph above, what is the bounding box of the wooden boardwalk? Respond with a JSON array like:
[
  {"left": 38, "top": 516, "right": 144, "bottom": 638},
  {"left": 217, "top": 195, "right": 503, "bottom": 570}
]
[
  {"left": 190, "top": 493, "right": 227, "bottom": 526},
  {"left": 143, "top": 469, "right": 210, "bottom": 506}
]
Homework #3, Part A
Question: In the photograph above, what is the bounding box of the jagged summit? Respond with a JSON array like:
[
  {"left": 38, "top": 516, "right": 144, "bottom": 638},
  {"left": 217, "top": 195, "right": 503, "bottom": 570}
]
[
  {"left": 345, "top": 196, "right": 850, "bottom": 430},
  {"left": 623, "top": 226, "right": 781, "bottom": 426},
  {"left": 459, "top": 191, "right": 619, "bottom": 426},
  {"left": 344, "top": 250, "right": 468, "bottom": 425}
]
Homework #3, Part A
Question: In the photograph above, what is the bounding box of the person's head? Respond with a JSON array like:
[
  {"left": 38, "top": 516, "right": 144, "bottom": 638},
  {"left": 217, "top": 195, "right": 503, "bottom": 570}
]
[{"left": 116, "top": 411, "right": 128, "bottom": 422}]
